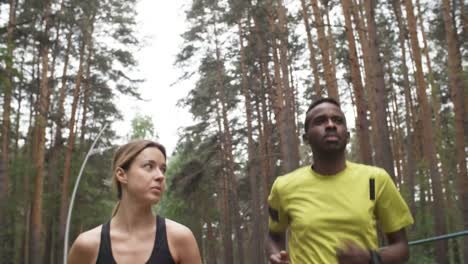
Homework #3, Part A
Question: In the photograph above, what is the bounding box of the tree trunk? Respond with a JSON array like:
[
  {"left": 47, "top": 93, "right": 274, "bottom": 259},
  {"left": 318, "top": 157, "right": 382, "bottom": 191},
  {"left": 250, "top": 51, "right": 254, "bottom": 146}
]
[
  {"left": 324, "top": 2, "right": 337, "bottom": 87},
  {"left": 441, "top": 0, "right": 468, "bottom": 261},
  {"left": 299, "top": 0, "right": 321, "bottom": 97},
  {"left": 253, "top": 12, "right": 275, "bottom": 194},
  {"left": 276, "top": 0, "right": 300, "bottom": 172},
  {"left": 205, "top": 220, "right": 217, "bottom": 264},
  {"left": 20, "top": 41, "right": 39, "bottom": 264},
  {"left": 215, "top": 102, "right": 233, "bottom": 264},
  {"left": 79, "top": 13, "right": 96, "bottom": 144},
  {"left": 340, "top": 0, "right": 372, "bottom": 165},
  {"left": 310, "top": 0, "right": 339, "bottom": 99},
  {"left": 405, "top": 0, "right": 448, "bottom": 262},
  {"left": 363, "top": 0, "right": 395, "bottom": 179},
  {"left": 30, "top": 0, "right": 53, "bottom": 261},
  {"left": 58, "top": 37, "right": 87, "bottom": 257},
  {"left": 459, "top": 0, "right": 468, "bottom": 42},
  {"left": 391, "top": 0, "right": 416, "bottom": 216},
  {"left": 265, "top": 0, "right": 299, "bottom": 173},
  {"left": 48, "top": 0, "right": 66, "bottom": 88},
  {"left": 386, "top": 58, "right": 404, "bottom": 185},
  {"left": 213, "top": 18, "right": 245, "bottom": 263},
  {"left": 48, "top": 28, "right": 72, "bottom": 264},
  {"left": 14, "top": 54, "right": 26, "bottom": 159},
  {"left": 237, "top": 18, "right": 263, "bottom": 264},
  {"left": 350, "top": 0, "right": 378, "bottom": 166},
  {"left": 0, "top": 1, "right": 17, "bottom": 255}
]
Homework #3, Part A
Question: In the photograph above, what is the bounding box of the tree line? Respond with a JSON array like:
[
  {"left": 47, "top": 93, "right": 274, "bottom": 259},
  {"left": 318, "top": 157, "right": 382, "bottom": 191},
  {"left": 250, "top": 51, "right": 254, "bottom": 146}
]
[
  {"left": 164, "top": 0, "right": 466, "bottom": 263},
  {"left": 0, "top": 0, "right": 142, "bottom": 263},
  {"left": 0, "top": 0, "right": 466, "bottom": 263}
]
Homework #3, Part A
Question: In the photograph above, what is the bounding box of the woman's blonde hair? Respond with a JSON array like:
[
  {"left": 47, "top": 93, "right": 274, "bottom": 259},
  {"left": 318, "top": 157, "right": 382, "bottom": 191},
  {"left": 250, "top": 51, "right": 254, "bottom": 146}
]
[{"left": 111, "top": 140, "right": 166, "bottom": 216}]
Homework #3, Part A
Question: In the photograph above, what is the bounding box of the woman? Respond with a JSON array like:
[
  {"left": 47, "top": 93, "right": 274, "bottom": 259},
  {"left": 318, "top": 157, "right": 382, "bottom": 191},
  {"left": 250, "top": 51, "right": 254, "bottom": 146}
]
[{"left": 68, "top": 140, "right": 202, "bottom": 264}]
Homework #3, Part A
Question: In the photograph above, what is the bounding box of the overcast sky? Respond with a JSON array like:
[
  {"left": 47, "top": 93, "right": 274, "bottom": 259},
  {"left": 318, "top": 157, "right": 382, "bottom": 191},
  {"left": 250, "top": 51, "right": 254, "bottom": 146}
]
[{"left": 114, "top": 0, "right": 193, "bottom": 155}]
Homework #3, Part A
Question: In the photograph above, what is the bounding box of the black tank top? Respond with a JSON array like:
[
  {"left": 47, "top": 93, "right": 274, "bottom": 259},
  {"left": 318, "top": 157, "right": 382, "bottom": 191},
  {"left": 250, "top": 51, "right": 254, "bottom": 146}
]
[{"left": 96, "top": 215, "right": 175, "bottom": 264}]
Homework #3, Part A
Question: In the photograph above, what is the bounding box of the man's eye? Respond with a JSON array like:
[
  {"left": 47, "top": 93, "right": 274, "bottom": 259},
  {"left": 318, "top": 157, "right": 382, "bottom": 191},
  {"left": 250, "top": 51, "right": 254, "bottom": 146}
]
[
  {"left": 333, "top": 117, "right": 344, "bottom": 123},
  {"left": 314, "top": 117, "right": 326, "bottom": 124}
]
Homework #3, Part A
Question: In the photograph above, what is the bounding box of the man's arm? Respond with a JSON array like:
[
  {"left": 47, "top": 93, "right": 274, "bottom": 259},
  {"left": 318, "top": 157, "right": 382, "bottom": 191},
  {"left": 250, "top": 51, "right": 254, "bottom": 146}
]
[
  {"left": 336, "top": 228, "right": 409, "bottom": 263},
  {"left": 379, "top": 228, "right": 410, "bottom": 263},
  {"left": 266, "top": 231, "right": 289, "bottom": 264}
]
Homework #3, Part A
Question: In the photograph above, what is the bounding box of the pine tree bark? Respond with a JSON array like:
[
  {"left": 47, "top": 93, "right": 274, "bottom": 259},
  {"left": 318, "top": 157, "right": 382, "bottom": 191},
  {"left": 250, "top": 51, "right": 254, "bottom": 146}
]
[
  {"left": 276, "top": 0, "right": 300, "bottom": 172},
  {"left": 253, "top": 12, "right": 275, "bottom": 195},
  {"left": 0, "top": 2, "right": 17, "bottom": 255},
  {"left": 350, "top": 0, "right": 379, "bottom": 165},
  {"left": 30, "top": 0, "right": 53, "bottom": 261},
  {"left": 324, "top": 2, "right": 337, "bottom": 86},
  {"left": 213, "top": 16, "right": 244, "bottom": 264},
  {"left": 386, "top": 56, "right": 404, "bottom": 185},
  {"left": 441, "top": 0, "right": 468, "bottom": 261},
  {"left": 215, "top": 102, "right": 233, "bottom": 264},
  {"left": 265, "top": 0, "right": 299, "bottom": 173},
  {"left": 205, "top": 220, "right": 217, "bottom": 264},
  {"left": 405, "top": 0, "right": 448, "bottom": 262},
  {"left": 79, "top": 12, "right": 96, "bottom": 144},
  {"left": 20, "top": 43, "right": 39, "bottom": 264},
  {"left": 310, "top": 0, "right": 339, "bottom": 99},
  {"left": 299, "top": 0, "right": 321, "bottom": 96},
  {"left": 459, "top": 0, "right": 468, "bottom": 41},
  {"left": 391, "top": 0, "right": 416, "bottom": 215},
  {"left": 363, "top": 0, "right": 395, "bottom": 179},
  {"left": 14, "top": 53, "right": 26, "bottom": 159},
  {"left": 47, "top": 28, "right": 72, "bottom": 264},
  {"left": 340, "top": 0, "right": 372, "bottom": 165},
  {"left": 58, "top": 36, "right": 87, "bottom": 257},
  {"left": 238, "top": 18, "right": 263, "bottom": 264}
]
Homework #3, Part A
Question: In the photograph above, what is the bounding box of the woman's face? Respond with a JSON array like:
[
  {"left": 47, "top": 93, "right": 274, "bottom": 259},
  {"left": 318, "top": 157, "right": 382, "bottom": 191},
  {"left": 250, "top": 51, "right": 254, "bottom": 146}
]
[{"left": 119, "top": 147, "right": 167, "bottom": 204}]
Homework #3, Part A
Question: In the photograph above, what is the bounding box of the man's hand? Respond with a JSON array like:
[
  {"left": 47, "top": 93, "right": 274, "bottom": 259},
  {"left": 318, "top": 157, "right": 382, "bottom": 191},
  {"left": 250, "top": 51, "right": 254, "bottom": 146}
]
[
  {"left": 336, "top": 241, "right": 371, "bottom": 264},
  {"left": 269, "top": 250, "right": 290, "bottom": 264}
]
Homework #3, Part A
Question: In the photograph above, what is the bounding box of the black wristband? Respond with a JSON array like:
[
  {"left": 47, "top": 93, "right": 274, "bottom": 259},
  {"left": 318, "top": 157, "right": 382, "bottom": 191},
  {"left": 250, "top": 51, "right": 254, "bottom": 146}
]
[{"left": 369, "top": 249, "right": 382, "bottom": 264}]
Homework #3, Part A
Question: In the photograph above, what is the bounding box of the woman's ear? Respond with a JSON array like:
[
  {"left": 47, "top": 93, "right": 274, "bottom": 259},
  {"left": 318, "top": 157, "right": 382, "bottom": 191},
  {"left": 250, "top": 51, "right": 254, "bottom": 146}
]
[{"left": 115, "top": 167, "right": 128, "bottom": 185}]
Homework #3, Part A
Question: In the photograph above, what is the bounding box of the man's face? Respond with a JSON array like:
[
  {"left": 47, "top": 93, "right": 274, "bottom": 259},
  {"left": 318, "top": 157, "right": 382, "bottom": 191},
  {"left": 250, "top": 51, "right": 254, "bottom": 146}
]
[{"left": 303, "top": 102, "right": 349, "bottom": 156}]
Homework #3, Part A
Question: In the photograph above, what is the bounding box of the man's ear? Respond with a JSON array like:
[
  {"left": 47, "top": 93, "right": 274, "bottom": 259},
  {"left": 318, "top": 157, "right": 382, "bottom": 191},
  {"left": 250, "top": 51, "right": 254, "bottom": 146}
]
[{"left": 115, "top": 167, "right": 128, "bottom": 185}]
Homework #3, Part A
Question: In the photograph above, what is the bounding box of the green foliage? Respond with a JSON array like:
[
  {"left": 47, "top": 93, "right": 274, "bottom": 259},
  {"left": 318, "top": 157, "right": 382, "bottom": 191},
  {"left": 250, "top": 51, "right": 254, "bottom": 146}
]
[{"left": 129, "top": 113, "right": 157, "bottom": 140}]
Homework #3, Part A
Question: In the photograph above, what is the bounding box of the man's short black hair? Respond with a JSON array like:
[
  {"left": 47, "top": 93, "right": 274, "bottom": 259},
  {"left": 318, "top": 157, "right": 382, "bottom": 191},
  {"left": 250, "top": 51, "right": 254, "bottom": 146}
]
[{"left": 304, "top": 97, "right": 342, "bottom": 133}]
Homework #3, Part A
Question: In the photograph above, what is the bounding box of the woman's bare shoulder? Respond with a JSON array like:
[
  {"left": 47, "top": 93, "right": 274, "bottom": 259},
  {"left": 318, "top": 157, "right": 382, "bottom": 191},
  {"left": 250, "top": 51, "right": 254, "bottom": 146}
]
[
  {"left": 165, "top": 218, "right": 193, "bottom": 238},
  {"left": 67, "top": 225, "right": 102, "bottom": 264},
  {"left": 165, "top": 218, "right": 202, "bottom": 264}
]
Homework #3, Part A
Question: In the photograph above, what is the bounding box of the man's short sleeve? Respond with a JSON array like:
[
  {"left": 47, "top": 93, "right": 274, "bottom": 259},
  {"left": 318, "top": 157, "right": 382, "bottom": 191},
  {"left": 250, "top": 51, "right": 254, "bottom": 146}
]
[
  {"left": 268, "top": 178, "right": 288, "bottom": 233},
  {"left": 375, "top": 172, "right": 414, "bottom": 233}
]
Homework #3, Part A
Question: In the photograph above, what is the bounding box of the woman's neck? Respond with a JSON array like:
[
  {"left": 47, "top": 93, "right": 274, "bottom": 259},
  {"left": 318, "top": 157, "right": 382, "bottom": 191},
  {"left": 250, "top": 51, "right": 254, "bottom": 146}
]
[{"left": 112, "top": 197, "right": 155, "bottom": 233}]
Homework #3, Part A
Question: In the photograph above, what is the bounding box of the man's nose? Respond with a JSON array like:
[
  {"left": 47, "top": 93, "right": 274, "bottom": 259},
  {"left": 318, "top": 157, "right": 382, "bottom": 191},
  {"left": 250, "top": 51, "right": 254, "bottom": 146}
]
[{"left": 325, "top": 118, "right": 336, "bottom": 128}]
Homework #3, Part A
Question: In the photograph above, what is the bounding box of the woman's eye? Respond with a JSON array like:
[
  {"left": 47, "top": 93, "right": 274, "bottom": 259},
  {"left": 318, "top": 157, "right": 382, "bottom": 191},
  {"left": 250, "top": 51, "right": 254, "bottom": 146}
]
[{"left": 144, "top": 163, "right": 153, "bottom": 169}]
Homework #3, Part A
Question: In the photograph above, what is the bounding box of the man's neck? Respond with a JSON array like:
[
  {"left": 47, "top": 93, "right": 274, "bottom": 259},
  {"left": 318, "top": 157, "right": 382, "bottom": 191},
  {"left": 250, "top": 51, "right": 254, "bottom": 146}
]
[{"left": 312, "top": 154, "right": 346, "bottom": 175}]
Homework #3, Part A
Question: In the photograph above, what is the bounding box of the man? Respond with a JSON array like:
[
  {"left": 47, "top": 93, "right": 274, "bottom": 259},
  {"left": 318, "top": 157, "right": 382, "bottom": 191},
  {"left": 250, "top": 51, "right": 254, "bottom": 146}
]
[{"left": 266, "top": 98, "right": 414, "bottom": 263}]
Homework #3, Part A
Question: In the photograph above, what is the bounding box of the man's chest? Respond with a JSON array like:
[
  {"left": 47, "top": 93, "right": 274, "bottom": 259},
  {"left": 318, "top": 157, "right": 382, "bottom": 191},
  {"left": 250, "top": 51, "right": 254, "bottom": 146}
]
[{"left": 283, "top": 179, "right": 376, "bottom": 231}]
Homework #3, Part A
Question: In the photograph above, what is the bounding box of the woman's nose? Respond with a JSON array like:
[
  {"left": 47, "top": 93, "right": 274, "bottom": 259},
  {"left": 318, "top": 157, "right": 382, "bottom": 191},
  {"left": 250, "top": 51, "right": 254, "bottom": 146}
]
[{"left": 154, "top": 168, "right": 165, "bottom": 180}]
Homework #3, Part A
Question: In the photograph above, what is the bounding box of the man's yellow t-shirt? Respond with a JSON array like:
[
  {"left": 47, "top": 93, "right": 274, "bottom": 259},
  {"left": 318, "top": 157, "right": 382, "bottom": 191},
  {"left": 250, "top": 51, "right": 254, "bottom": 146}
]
[{"left": 268, "top": 161, "right": 414, "bottom": 263}]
